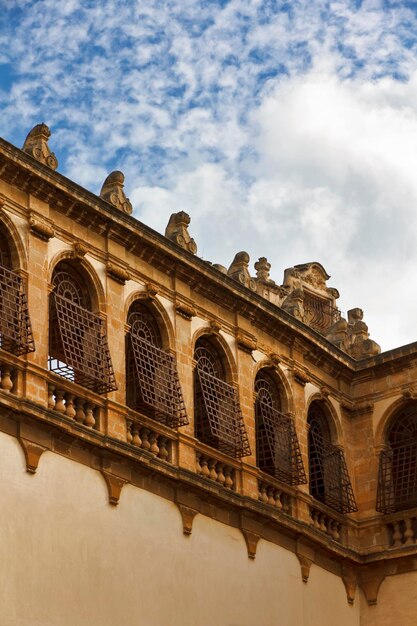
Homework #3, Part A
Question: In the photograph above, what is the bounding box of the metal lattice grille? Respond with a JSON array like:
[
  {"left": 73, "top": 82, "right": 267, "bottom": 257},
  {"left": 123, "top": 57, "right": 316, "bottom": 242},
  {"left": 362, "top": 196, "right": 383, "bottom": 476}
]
[
  {"left": 303, "top": 291, "right": 341, "bottom": 332},
  {"left": 377, "top": 442, "right": 417, "bottom": 513},
  {"left": 129, "top": 331, "right": 188, "bottom": 428},
  {"left": 49, "top": 293, "right": 117, "bottom": 394},
  {"left": 256, "top": 400, "right": 306, "bottom": 485},
  {"left": 196, "top": 367, "right": 251, "bottom": 458},
  {"left": 0, "top": 264, "right": 35, "bottom": 355},
  {"left": 309, "top": 429, "right": 357, "bottom": 513}
]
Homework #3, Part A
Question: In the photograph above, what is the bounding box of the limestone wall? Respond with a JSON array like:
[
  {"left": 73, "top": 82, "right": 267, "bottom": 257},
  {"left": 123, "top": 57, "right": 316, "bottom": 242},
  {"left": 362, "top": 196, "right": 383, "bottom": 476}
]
[{"left": 0, "top": 430, "right": 359, "bottom": 626}]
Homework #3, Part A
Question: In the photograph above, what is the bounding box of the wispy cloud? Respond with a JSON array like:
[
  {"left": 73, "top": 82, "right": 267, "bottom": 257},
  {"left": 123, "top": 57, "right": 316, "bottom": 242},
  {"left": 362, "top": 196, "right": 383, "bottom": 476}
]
[{"left": 1, "top": 0, "right": 417, "bottom": 349}]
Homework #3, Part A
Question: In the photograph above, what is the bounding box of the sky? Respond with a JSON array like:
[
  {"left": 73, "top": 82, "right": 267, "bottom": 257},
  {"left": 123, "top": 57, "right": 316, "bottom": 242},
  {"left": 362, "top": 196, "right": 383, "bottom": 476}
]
[{"left": 1, "top": 0, "right": 417, "bottom": 352}]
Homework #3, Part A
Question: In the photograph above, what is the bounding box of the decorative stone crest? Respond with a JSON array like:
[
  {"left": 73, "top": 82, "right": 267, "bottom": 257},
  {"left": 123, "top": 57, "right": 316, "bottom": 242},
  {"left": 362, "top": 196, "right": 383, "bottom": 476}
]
[
  {"left": 254, "top": 257, "right": 271, "bottom": 282},
  {"left": 228, "top": 252, "right": 256, "bottom": 291},
  {"left": 100, "top": 171, "right": 132, "bottom": 215},
  {"left": 165, "top": 211, "right": 197, "bottom": 254},
  {"left": 22, "top": 123, "right": 58, "bottom": 170}
]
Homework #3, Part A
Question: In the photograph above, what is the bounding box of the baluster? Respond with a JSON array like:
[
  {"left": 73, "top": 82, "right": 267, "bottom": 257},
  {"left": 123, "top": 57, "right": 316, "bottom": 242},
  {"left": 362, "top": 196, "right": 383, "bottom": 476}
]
[
  {"left": 267, "top": 486, "right": 275, "bottom": 506},
  {"left": 64, "top": 393, "right": 76, "bottom": 419},
  {"left": 319, "top": 513, "right": 327, "bottom": 532},
  {"left": 259, "top": 482, "right": 268, "bottom": 503},
  {"left": 131, "top": 424, "right": 141, "bottom": 447},
  {"left": 281, "top": 495, "right": 290, "bottom": 514},
  {"left": 48, "top": 385, "right": 56, "bottom": 410},
  {"left": 216, "top": 463, "right": 226, "bottom": 487},
  {"left": 74, "top": 398, "right": 85, "bottom": 423},
  {"left": 312, "top": 510, "right": 320, "bottom": 530},
  {"left": 54, "top": 389, "right": 66, "bottom": 413},
  {"left": 392, "top": 521, "right": 403, "bottom": 547},
  {"left": 157, "top": 436, "right": 169, "bottom": 461},
  {"left": 331, "top": 521, "right": 341, "bottom": 542},
  {"left": 404, "top": 518, "right": 414, "bottom": 545},
  {"left": 149, "top": 431, "right": 159, "bottom": 456},
  {"left": 1, "top": 366, "right": 13, "bottom": 393},
  {"left": 224, "top": 466, "right": 234, "bottom": 490},
  {"left": 200, "top": 456, "right": 210, "bottom": 478},
  {"left": 140, "top": 428, "right": 150, "bottom": 451},
  {"left": 274, "top": 490, "right": 283, "bottom": 510},
  {"left": 84, "top": 402, "right": 95, "bottom": 428},
  {"left": 126, "top": 421, "right": 133, "bottom": 444},
  {"left": 196, "top": 453, "right": 202, "bottom": 474},
  {"left": 208, "top": 458, "right": 218, "bottom": 481}
]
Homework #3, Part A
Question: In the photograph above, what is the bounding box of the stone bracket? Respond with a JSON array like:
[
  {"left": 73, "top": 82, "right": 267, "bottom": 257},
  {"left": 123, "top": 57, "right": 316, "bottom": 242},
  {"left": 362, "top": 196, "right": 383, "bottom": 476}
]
[
  {"left": 101, "top": 470, "right": 127, "bottom": 506},
  {"left": 240, "top": 528, "right": 260, "bottom": 560},
  {"left": 176, "top": 502, "right": 198, "bottom": 536},
  {"left": 296, "top": 539, "right": 315, "bottom": 583},
  {"left": 342, "top": 563, "right": 358, "bottom": 605},
  {"left": 18, "top": 437, "right": 48, "bottom": 474}
]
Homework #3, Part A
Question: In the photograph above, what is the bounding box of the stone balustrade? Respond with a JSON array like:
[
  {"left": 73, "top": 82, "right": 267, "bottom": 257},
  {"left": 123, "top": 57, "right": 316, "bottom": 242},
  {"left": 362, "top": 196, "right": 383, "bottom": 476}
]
[
  {"left": 258, "top": 479, "right": 292, "bottom": 513},
  {"left": 386, "top": 514, "right": 417, "bottom": 547},
  {"left": 310, "top": 505, "right": 343, "bottom": 542},
  {"left": 127, "top": 419, "right": 173, "bottom": 463},
  {"left": 196, "top": 451, "right": 237, "bottom": 490},
  {"left": 48, "top": 383, "right": 100, "bottom": 429}
]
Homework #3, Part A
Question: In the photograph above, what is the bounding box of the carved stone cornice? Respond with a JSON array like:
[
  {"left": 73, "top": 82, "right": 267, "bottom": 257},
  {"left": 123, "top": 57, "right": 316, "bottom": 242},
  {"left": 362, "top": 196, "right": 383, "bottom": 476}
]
[
  {"left": 29, "top": 214, "right": 55, "bottom": 241},
  {"left": 175, "top": 302, "right": 196, "bottom": 321},
  {"left": 136, "top": 282, "right": 159, "bottom": 300},
  {"left": 74, "top": 241, "right": 88, "bottom": 257},
  {"left": 293, "top": 368, "right": 310, "bottom": 386},
  {"left": 236, "top": 332, "right": 257, "bottom": 355},
  {"left": 107, "top": 263, "right": 130, "bottom": 285}
]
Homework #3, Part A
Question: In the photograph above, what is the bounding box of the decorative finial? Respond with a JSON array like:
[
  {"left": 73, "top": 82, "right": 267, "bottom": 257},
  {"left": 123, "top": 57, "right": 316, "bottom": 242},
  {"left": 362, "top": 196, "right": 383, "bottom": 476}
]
[
  {"left": 255, "top": 257, "right": 271, "bottom": 282},
  {"left": 228, "top": 252, "right": 256, "bottom": 291},
  {"left": 100, "top": 171, "right": 132, "bottom": 215},
  {"left": 165, "top": 211, "right": 197, "bottom": 254},
  {"left": 22, "top": 123, "right": 58, "bottom": 170}
]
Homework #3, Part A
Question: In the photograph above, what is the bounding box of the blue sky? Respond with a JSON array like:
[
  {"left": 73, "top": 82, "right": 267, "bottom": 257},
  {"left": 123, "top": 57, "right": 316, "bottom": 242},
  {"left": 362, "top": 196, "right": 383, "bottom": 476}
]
[{"left": 2, "top": 0, "right": 417, "bottom": 350}]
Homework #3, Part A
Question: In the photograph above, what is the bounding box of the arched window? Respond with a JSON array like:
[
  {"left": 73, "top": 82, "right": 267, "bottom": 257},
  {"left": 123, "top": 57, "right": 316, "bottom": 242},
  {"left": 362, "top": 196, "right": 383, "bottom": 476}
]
[
  {"left": 377, "top": 404, "right": 417, "bottom": 513},
  {"left": 194, "top": 336, "right": 250, "bottom": 458},
  {"left": 308, "top": 401, "right": 357, "bottom": 514},
  {"left": 0, "top": 224, "right": 34, "bottom": 355},
  {"left": 126, "top": 302, "right": 188, "bottom": 428},
  {"left": 255, "top": 369, "right": 306, "bottom": 485},
  {"left": 49, "top": 261, "right": 116, "bottom": 394}
]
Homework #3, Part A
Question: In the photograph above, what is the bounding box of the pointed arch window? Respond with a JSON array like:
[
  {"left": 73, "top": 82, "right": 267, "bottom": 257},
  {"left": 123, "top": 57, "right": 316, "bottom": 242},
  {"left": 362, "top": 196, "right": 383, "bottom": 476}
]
[
  {"left": 0, "top": 228, "right": 34, "bottom": 355},
  {"left": 126, "top": 304, "right": 188, "bottom": 428},
  {"left": 377, "top": 404, "right": 417, "bottom": 513},
  {"left": 308, "top": 402, "right": 357, "bottom": 514},
  {"left": 194, "top": 337, "right": 250, "bottom": 458},
  {"left": 255, "top": 370, "right": 306, "bottom": 485},
  {"left": 49, "top": 262, "right": 116, "bottom": 394}
]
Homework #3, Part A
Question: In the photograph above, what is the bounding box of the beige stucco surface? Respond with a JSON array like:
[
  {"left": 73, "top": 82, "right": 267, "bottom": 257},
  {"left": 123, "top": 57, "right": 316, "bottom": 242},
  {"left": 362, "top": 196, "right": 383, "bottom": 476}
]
[
  {"left": 0, "top": 430, "right": 360, "bottom": 626},
  {"left": 360, "top": 572, "right": 417, "bottom": 626}
]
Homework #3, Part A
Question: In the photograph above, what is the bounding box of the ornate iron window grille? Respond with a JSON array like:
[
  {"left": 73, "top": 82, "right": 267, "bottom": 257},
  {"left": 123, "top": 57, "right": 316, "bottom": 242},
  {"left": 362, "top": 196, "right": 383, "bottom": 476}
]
[
  {"left": 0, "top": 264, "right": 35, "bottom": 355},
  {"left": 128, "top": 330, "right": 188, "bottom": 428},
  {"left": 196, "top": 366, "right": 251, "bottom": 458},
  {"left": 303, "top": 291, "right": 341, "bottom": 332},
  {"left": 309, "top": 429, "right": 358, "bottom": 514},
  {"left": 49, "top": 293, "right": 117, "bottom": 394},
  {"left": 377, "top": 441, "right": 417, "bottom": 514},
  {"left": 256, "top": 399, "right": 306, "bottom": 485}
]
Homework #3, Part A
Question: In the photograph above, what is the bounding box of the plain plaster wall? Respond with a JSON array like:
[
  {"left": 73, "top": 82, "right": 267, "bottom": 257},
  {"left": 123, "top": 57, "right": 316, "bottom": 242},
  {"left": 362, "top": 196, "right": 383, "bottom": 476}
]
[
  {"left": 0, "top": 430, "right": 360, "bottom": 626},
  {"left": 360, "top": 571, "right": 417, "bottom": 626}
]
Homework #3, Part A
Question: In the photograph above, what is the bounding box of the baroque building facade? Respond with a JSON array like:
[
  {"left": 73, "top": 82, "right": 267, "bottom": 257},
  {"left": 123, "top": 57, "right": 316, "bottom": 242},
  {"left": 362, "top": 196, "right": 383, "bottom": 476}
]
[{"left": 0, "top": 124, "right": 416, "bottom": 625}]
